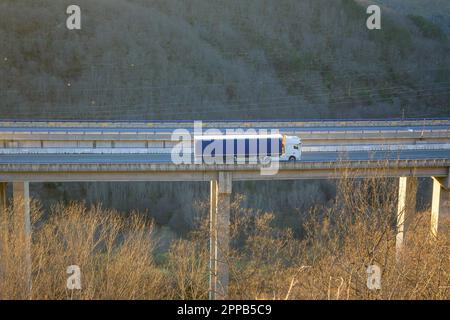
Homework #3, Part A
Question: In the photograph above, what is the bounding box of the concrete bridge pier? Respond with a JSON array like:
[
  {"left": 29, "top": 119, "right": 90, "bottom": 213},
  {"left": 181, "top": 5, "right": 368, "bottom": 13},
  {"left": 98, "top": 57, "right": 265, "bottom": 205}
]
[
  {"left": 396, "top": 177, "right": 417, "bottom": 261},
  {"left": 431, "top": 172, "right": 450, "bottom": 238},
  {"left": 0, "top": 182, "right": 7, "bottom": 269},
  {"left": 12, "top": 182, "right": 32, "bottom": 298},
  {"left": 209, "top": 172, "right": 232, "bottom": 300},
  {"left": 0, "top": 182, "right": 6, "bottom": 212},
  {"left": 209, "top": 179, "right": 218, "bottom": 300},
  {"left": 0, "top": 182, "right": 6, "bottom": 231}
]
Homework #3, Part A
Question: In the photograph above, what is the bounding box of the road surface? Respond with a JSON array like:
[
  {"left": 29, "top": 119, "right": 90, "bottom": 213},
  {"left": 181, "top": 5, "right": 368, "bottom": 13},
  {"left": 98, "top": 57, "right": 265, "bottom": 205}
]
[{"left": 1, "top": 150, "right": 448, "bottom": 164}]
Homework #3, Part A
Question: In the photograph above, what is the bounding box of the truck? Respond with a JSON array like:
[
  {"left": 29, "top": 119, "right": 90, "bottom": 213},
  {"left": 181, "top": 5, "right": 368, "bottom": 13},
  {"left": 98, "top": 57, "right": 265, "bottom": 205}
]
[{"left": 194, "top": 134, "right": 301, "bottom": 163}]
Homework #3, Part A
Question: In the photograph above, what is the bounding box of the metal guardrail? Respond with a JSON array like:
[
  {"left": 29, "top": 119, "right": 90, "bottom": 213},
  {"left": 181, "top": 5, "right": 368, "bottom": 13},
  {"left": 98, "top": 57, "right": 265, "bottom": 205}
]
[
  {"left": 1, "top": 143, "right": 449, "bottom": 154},
  {"left": 1, "top": 120, "right": 450, "bottom": 155},
  {"left": 1, "top": 118, "right": 450, "bottom": 129},
  {"left": 2, "top": 128, "right": 450, "bottom": 139},
  {"left": 0, "top": 158, "right": 448, "bottom": 171}
]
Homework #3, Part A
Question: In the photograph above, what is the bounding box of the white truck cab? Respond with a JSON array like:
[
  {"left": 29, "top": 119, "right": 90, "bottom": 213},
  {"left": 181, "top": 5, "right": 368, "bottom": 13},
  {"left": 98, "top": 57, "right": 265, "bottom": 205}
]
[{"left": 280, "top": 135, "right": 302, "bottom": 161}]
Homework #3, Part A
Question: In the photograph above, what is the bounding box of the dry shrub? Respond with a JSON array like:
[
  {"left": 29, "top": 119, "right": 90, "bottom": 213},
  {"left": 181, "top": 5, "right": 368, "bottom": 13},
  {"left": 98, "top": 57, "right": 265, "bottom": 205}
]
[
  {"left": 165, "top": 238, "right": 209, "bottom": 300},
  {"left": 227, "top": 172, "right": 449, "bottom": 300},
  {"left": 227, "top": 211, "right": 299, "bottom": 299},
  {"left": 0, "top": 171, "right": 448, "bottom": 300},
  {"left": 1, "top": 201, "right": 166, "bottom": 300},
  {"left": 0, "top": 196, "right": 41, "bottom": 299}
]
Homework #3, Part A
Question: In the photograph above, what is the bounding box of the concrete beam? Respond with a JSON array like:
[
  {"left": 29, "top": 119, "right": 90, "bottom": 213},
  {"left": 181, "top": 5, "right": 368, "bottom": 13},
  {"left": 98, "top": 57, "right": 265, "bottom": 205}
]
[
  {"left": 0, "top": 163, "right": 449, "bottom": 183},
  {"left": 209, "top": 172, "right": 232, "bottom": 300},
  {"left": 12, "top": 182, "right": 32, "bottom": 298},
  {"left": 433, "top": 168, "right": 450, "bottom": 189},
  {"left": 431, "top": 177, "right": 450, "bottom": 238},
  {"left": 396, "top": 177, "right": 417, "bottom": 261}
]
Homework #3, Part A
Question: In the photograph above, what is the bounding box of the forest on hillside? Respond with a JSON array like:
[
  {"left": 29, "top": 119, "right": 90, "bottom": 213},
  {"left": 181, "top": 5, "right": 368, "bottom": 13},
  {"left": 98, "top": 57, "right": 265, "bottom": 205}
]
[
  {"left": 0, "top": 1, "right": 449, "bottom": 237},
  {"left": 375, "top": 0, "right": 450, "bottom": 36},
  {"left": 0, "top": 0, "right": 449, "bottom": 120}
]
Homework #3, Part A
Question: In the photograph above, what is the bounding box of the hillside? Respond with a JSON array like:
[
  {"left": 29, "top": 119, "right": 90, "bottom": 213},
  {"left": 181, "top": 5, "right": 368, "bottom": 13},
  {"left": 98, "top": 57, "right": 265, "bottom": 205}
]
[
  {"left": 375, "top": 0, "right": 450, "bottom": 36},
  {"left": 0, "top": 0, "right": 449, "bottom": 120},
  {"left": 0, "top": 1, "right": 448, "bottom": 236}
]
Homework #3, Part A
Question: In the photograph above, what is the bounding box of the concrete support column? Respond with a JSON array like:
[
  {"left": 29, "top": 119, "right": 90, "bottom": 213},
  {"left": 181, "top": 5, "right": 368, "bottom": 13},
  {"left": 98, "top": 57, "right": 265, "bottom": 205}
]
[
  {"left": 0, "top": 182, "right": 7, "bottom": 272},
  {"left": 12, "top": 182, "right": 32, "bottom": 298},
  {"left": 396, "top": 177, "right": 417, "bottom": 261},
  {"left": 209, "top": 172, "right": 232, "bottom": 300},
  {"left": 431, "top": 177, "right": 450, "bottom": 238},
  {"left": 0, "top": 182, "right": 6, "bottom": 213},
  {"left": 209, "top": 179, "right": 218, "bottom": 300}
]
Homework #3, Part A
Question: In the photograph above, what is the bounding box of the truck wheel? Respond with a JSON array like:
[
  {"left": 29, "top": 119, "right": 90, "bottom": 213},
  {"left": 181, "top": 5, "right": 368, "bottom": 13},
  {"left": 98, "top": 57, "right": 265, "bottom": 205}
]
[{"left": 289, "top": 156, "right": 296, "bottom": 162}]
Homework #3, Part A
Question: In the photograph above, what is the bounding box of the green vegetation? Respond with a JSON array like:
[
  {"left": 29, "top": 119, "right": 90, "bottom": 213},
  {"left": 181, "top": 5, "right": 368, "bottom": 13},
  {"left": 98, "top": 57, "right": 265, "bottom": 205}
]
[
  {"left": 342, "top": 0, "right": 365, "bottom": 20},
  {"left": 408, "top": 15, "right": 447, "bottom": 40},
  {"left": 375, "top": 0, "right": 450, "bottom": 37}
]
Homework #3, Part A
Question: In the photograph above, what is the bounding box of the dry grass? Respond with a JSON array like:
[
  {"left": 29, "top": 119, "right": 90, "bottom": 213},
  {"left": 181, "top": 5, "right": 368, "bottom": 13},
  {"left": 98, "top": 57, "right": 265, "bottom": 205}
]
[
  {"left": 0, "top": 173, "right": 448, "bottom": 300},
  {"left": 228, "top": 173, "right": 450, "bottom": 300}
]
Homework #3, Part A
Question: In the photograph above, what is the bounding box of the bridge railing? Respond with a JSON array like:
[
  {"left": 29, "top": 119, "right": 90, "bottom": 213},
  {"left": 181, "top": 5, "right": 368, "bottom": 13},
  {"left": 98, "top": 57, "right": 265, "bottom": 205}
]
[{"left": 1, "top": 120, "right": 450, "bottom": 154}]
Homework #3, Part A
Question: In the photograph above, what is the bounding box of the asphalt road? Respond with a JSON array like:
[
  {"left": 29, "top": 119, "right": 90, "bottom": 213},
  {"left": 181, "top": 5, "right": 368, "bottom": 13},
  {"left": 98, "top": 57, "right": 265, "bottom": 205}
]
[{"left": 1, "top": 150, "right": 448, "bottom": 164}]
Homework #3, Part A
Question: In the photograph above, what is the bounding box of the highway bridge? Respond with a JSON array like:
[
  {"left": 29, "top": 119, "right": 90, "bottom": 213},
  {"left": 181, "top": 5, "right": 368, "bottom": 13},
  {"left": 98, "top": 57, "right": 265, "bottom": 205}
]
[{"left": 0, "top": 118, "right": 449, "bottom": 299}]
